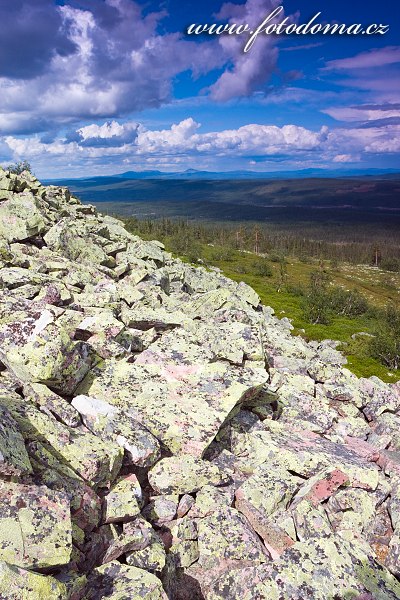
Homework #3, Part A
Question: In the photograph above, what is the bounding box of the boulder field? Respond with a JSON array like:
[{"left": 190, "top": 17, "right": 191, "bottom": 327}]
[{"left": 0, "top": 167, "right": 400, "bottom": 599}]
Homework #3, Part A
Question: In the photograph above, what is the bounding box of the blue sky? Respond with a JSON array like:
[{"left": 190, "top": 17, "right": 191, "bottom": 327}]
[{"left": 0, "top": 0, "right": 399, "bottom": 177}]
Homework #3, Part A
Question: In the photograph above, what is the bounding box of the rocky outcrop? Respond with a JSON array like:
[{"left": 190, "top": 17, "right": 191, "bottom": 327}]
[{"left": 0, "top": 166, "right": 400, "bottom": 598}]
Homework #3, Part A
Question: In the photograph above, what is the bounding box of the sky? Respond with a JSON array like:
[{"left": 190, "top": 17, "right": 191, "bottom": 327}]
[{"left": 0, "top": 0, "right": 399, "bottom": 177}]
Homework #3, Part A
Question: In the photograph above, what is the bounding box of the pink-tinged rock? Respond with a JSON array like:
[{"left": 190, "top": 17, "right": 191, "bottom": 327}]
[
  {"left": 344, "top": 436, "right": 380, "bottom": 462},
  {"left": 30, "top": 453, "right": 102, "bottom": 532},
  {"left": 386, "top": 526, "right": 400, "bottom": 576},
  {"left": 235, "top": 496, "right": 295, "bottom": 558},
  {"left": 71, "top": 485, "right": 102, "bottom": 532},
  {"left": 76, "top": 334, "right": 268, "bottom": 457},
  {"left": 364, "top": 504, "right": 394, "bottom": 555},
  {"left": 232, "top": 421, "right": 381, "bottom": 491},
  {"left": 292, "top": 468, "right": 350, "bottom": 508},
  {"left": 210, "top": 536, "right": 400, "bottom": 599},
  {"left": 176, "top": 494, "right": 195, "bottom": 518},
  {"left": 377, "top": 450, "right": 400, "bottom": 477}
]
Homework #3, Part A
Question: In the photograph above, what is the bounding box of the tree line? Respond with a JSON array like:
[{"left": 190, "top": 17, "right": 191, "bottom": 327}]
[{"left": 122, "top": 216, "right": 400, "bottom": 272}]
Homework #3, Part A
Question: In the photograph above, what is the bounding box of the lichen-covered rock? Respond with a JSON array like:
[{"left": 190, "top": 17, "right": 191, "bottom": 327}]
[
  {"left": 234, "top": 496, "right": 296, "bottom": 558},
  {"left": 101, "top": 517, "right": 154, "bottom": 564},
  {"left": 25, "top": 382, "right": 80, "bottom": 427},
  {"left": 327, "top": 487, "right": 378, "bottom": 536},
  {"left": 0, "top": 392, "right": 123, "bottom": 488},
  {"left": 0, "top": 480, "right": 72, "bottom": 569},
  {"left": 71, "top": 394, "right": 161, "bottom": 468},
  {"left": 360, "top": 377, "right": 400, "bottom": 421},
  {"left": 185, "top": 506, "right": 269, "bottom": 595},
  {"left": 29, "top": 450, "right": 102, "bottom": 532},
  {"left": 188, "top": 484, "right": 234, "bottom": 518},
  {"left": 104, "top": 474, "right": 142, "bottom": 523},
  {"left": 386, "top": 526, "right": 400, "bottom": 576},
  {"left": 235, "top": 462, "right": 300, "bottom": 519},
  {"left": 0, "top": 404, "right": 32, "bottom": 476},
  {"left": 149, "top": 455, "right": 229, "bottom": 495},
  {"left": 143, "top": 494, "right": 178, "bottom": 525},
  {"left": 0, "top": 304, "right": 95, "bottom": 394},
  {"left": 198, "top": 507, "right": 270, "bottom": 569},
  {"left": 2, "top": 171, "right": 400, "bottom": 598},
  {"left": 85, "top": 561, "right": 167, "bottom": 599},
  {"left": 126, "top": 534, "right": 166, "bottom": 572},
  {"left": 177, "top": 494, "right": 196, "bottom": 518},
  {"left": 0, "top": 194, "right": 46, "bottom": 242},
  {"left": 0, "top": 561, "right": 68, "bottom": 599},
  {"left": 210, "top": 536, "right": 400, "bottom": 599},
  {"left": 291, "top": 500, "right": 332, "bottom": 541},
  {"left": 77, "top": 351, "right": 268, "bottom": 456},
  {"left": 232, "top": 421, "right": 380, "bottom": 490}
]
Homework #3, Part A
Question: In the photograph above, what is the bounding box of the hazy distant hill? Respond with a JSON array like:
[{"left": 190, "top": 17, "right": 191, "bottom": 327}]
[{"left": 48, "top": 168, "right": 400, "bottom": 182}]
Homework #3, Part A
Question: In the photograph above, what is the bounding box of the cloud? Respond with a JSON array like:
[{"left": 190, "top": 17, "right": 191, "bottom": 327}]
[
  {"left": 333, "top": 154, "right": 360, "bottom": 163},
  {"left": 321, "top": 46, "right": 400, "bottom": 108},
  {"left": 324, "top": 47, "right": 400, "bottom": 71},
  {"left": 67, "top": 120, "right": 139, "bottom": 147},
  {"left": 125, "top": 119, "right": 326, "bottom": 157},
  {"left": 209, "top": 0, "right": 296, "bottom": 101},
  {"left": 323, "top": 104, "right": 400, "bottom": 123},
  {"left": 1, "top": 118, "right": 328, "bottom": 170},
  {"left": 328, "top": 124, "right": 400, "bottom": 154},
  {"left": 0, "top": 0, "right": 222, "bottom": 132},
  {"left": 136, "top": 118, "right": 201, "bottom": 154},
  {"left": 0, "top": 0, "right": 78, "bottom": 79},
  {"left": 0, "top": 0, "right": 297, "bottom": 135},
  {"left": 3, "top": 117, "right": 399, "bottom": 177},
  {"left": 281, "top": 42, "right": 323, "bottom": 52}
]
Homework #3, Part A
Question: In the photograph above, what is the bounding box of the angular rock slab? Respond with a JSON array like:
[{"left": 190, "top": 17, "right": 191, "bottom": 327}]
[
  {"left": 126, "top": 535, "right": 166, "bottom": 572},
  {"left": 77, "top": 356, "right": 268, "bottom": 457},
  {"left": 85, "top": 561, "right": 167, "bottom": 599},
  {"left": 104, "top": 475, "right": 142, "bottom": 523},
  {"left": 0, "top": 194, "right": 46, "bottom": 242},
  {"left": 185, "top": 507, "right": 269, "bottom": 596},
  {"left": 235, "top": 462, "right": 300, "bottom": 518},
  {"left": 197, "top": 507, "right": 270, "bottom": 568},
  {"left": 71, "top": 394, "right": 161, "bottom": 468},
  {"left": 233, "top": 421, "right": 380, "bottom": 490},
  {"left": 0, "top": 481, "right": 72, "bottom": 569},
  {"left": 149, "top": 455, "right": 228, "bottom": 495},
  {"left": 0, "top": 393, "right": 123, "bottom": 488},
  {"left": 0, "top": 404, "right": 32, "bottom": 476},
  {"left": 210, "top": 536, "right": 400, "bottom": 600},
  {"left": 0, "top": 305, "right": 94, "bottom": 394},
  {"left": 0, "top": 561, "right": 68, "bottom": 600}
]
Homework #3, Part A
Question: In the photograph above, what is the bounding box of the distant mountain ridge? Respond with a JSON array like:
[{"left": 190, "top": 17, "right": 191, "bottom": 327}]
[{"left": 45, "top": 167, "right": 400, "bottom": 183}]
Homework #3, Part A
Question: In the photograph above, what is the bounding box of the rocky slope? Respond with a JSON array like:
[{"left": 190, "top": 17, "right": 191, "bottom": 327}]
[{"left": 0, "top": 167, "right": 400, "bottom": 599}]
